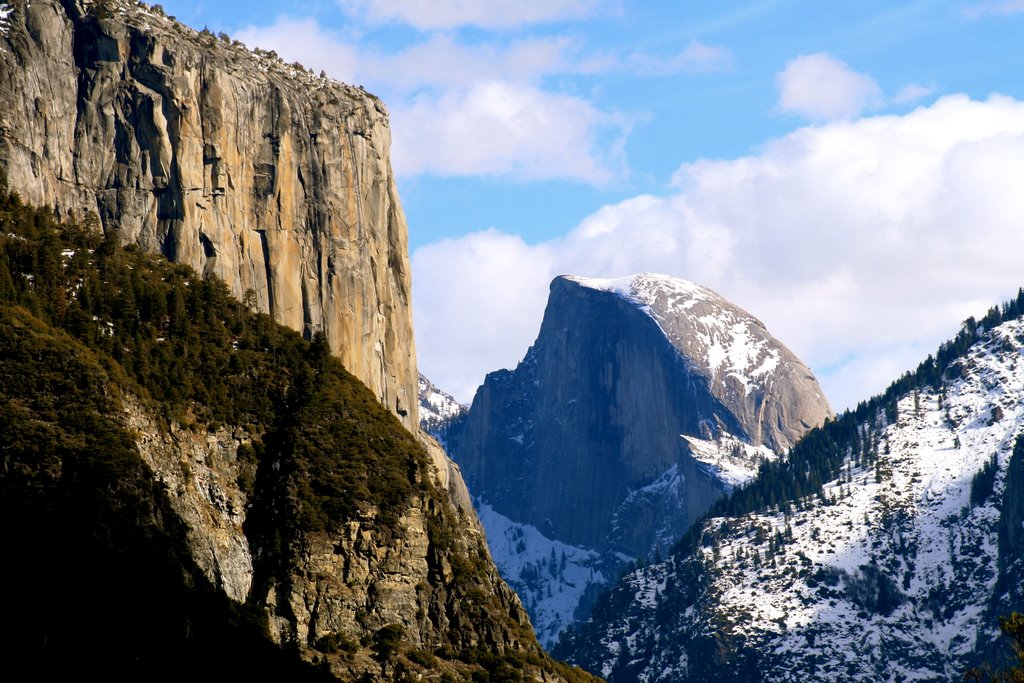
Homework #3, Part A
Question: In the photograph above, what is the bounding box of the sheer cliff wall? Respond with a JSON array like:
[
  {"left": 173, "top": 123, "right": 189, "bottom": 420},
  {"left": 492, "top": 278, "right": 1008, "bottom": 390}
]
[{"left": 0, "top": 0, "right": 417, "bottom": 428}]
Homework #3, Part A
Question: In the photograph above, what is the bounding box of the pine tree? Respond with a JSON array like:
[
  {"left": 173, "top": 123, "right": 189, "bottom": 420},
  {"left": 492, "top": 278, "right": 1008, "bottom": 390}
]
[{"left": 966, "top": 613, "right": 1024, "bottom": 681}]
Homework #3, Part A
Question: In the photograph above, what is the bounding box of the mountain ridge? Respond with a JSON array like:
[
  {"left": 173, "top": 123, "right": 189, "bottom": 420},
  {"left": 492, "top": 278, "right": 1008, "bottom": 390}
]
[
  {"left": 445, "top": 272, "right": 832, "bottom": 645},
  {"left": 559, "top": 288, "right": 1024, "bottom": 681}
]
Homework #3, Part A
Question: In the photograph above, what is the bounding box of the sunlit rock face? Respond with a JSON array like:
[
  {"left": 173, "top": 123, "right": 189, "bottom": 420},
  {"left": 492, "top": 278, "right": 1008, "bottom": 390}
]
[{"left": 0, "top": 0, "right": 417, "bottom": 429}]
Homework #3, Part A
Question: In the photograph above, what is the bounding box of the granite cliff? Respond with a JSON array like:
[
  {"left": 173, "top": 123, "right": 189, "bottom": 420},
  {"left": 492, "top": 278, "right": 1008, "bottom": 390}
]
[
  {"left": 0, "top": 2, "right": 595, "bottom": 679},
  {"left": 445, "top": 273, "right": 832, "bottom": 644},
  {"left": 0, "top": 0, "right": 416, "bottom": 429},
  {"left": 0, "top": 187, "right": 594, "bottom": 681}
]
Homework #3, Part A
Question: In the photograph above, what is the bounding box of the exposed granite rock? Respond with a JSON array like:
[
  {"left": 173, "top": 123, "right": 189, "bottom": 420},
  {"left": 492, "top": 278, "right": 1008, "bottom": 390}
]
[
  {"left": 120, "top": 388, "right": 580, "bottom": 681},
  {"left": 124, "top": 396, "right": 254, "bottom": 603},
  {"left": 453, "top": 274, "right": 832, "bottom": 554},
  {"left": 587, "top": 274, "right": 832, "bottom": 452},
  {"left": 447, "top": 273, "right": 832, "bottom": 641},
  {"left": 0, "top": 0, "right": 417, "bottom": 429},
  {"left": 420, "top": 430, "right": 474, "bottom": 515}
]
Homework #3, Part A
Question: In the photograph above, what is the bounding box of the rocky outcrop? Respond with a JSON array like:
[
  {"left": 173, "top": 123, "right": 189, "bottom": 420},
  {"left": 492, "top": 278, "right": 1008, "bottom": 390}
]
[
  {"left": 0, "top": 0, "right": 417, "bottom": 429},
  {"left": 453, "top": 274, "right": 831, "bottom": 554},
  {"left": 447, "top": 273, "right": 832, "bottom": 641},
  {"left": 123, "top": 390, "right": 572, "bottom": 680},
  {"left": 124, "top": 396, "right": 254, "bottom": 603}
]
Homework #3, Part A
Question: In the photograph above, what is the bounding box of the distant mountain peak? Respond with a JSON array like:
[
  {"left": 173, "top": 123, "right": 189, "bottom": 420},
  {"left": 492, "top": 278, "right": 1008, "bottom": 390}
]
[
  {"left": 446, "top": 273, "right": 833, "bottom": 644},
  {"left": 558, "top": 273, "right": 832, "bottom": 450},
  {"left": 418, "top": 373, "right": 467, "bottom": 445}
]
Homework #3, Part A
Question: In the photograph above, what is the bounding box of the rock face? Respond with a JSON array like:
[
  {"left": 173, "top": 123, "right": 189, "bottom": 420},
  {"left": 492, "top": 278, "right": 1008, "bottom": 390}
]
[
  {"left": 447, "top": 273, "right": 832, "bottom": 643},
  {"left": 454, "top": 273, "right": 831, "bottom": 554},
  {"left": 124, "top": 396, "right": 255, "bottom": 603},
  {"left": 0, "top": 0, "right": 417, "bottom": 429},
  {"left": 0, "top": 200, "right": 592, "bottom": 679}
]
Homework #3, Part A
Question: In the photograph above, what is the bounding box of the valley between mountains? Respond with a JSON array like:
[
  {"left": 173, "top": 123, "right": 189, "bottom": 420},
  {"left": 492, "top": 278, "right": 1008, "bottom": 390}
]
[{"left": 2, "top": 1, "right": 1024, "bottom": 682}]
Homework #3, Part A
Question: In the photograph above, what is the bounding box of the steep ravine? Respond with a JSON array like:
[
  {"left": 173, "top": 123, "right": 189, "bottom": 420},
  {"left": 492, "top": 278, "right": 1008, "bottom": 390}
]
[{"left": 0, "top": 0, "right": 417, "bottom": 429}]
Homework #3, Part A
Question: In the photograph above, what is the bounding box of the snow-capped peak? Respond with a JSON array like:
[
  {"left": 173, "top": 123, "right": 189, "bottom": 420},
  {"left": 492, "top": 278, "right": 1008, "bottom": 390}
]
[
  {"left": 561, "top": 273, "right": 832, "bottom": 448},
  {"left": 565, "top": 272, "right": 713, "bottom": 310},
  {"left": 418, "top": 373, "right": 466, "bottom": 440}
]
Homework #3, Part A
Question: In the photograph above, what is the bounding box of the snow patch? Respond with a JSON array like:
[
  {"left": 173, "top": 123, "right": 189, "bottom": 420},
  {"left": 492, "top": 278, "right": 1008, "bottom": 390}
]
[
  {"left": 476, "top": 500, "right": 606, "bottom": 647},
  {"left": 0, "top": 3, "right": 13, "bottom": 35},
  {"left": 684, "top": 433, "right": 777, "bottom": 490},
  {"left": 566, "top": 273, "right": 785, "bottom": 396}
]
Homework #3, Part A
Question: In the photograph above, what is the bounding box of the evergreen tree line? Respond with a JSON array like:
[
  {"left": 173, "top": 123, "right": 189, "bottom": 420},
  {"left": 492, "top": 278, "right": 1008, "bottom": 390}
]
[
  {"left": 0, "top": 184, "right": 595, "bottom": 682},
  {"left": 671, "top": 285, "right": 1024, "bottom": 557}
]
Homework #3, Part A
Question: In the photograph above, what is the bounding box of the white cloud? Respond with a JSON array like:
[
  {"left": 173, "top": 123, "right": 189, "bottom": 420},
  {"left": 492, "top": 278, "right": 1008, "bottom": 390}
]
[
  {"left": 337, "top": 0, "right": 607, "bottom": 29},
  {"left": 234, "top": 18, "right": 633, "bottom": 183},
  {"left": 776, "top": 52, "right": 883, "bottom": 121},
  {"left": 892, "top": 83, "right": 934, "bottom": 105},
  {"left": 414, "top": 94, "right": 1024, "bottom": 411},
  {"left": 391, "top": 81, "right": 626, "bottom": 182},
  {"left": 413, "top": 230, "right": 557, "bottom": 401},
  {"left": 965, "top": 0, "right": 1024, "bottom": 17},
  {"left": 625, "top": 40, "right": 733, "bottom": 76}
]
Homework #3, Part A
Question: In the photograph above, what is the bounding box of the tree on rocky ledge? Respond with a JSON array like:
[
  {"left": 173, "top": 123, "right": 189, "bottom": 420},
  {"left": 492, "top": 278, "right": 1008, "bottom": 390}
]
[{"left": 966, "top": 613, "right": 1024, "bottom": 682}]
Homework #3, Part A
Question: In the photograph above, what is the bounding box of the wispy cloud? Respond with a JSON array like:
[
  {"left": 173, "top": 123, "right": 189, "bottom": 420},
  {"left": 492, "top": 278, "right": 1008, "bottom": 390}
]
[
  {"left": 625, "top": 40, "right": 733, "bottom": 75},
  {"left": 891, "top": 83, "right": 935, "bottom": 105},
  {"left": 964, "top": 0, "right": 1024, "bottom": 17},
  {"left": 336, "top": 0, "right": 611, "bottom": 29}
]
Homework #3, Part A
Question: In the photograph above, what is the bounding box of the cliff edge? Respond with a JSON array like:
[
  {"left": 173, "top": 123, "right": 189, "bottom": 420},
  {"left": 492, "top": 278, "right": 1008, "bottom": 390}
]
[{"left": 0, "top": 0, "right": 417, "bottom": 428}]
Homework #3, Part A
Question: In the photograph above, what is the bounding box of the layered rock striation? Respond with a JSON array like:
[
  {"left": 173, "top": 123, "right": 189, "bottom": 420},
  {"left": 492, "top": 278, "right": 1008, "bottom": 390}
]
[{"left": 0, "top": 0, "right": 416, "bottom": 428}]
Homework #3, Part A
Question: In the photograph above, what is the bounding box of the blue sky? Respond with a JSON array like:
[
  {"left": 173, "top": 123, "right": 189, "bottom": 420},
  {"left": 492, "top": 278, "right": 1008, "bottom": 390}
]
[{"left": 160, "top": 0, "right": 1024, "bottom": 411}]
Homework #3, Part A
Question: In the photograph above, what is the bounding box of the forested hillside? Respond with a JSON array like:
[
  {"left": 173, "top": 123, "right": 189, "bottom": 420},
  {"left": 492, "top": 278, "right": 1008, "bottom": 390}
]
[
  {"left": 0, "top": 183, "right": 594, "bottom": 682},
  {"left": 559, "top": 284, "right": 1024, "bottom": 681}
]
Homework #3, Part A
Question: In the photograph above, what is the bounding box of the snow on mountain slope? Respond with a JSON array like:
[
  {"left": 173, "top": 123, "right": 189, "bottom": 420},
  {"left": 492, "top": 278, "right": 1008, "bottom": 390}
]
[
  {"left": 418, "top": 373, "right": 466, "bottom": 443},
  {"left": 684, "top": 433, "right": 778, "bottom": 491},
  {"left": 476, "top": 500, "right": 610, "bottom": 647},
  {"left": 564, "top": 311, "right": 1024, "bottom": 682},
  {"left": 568, "top": 274, "right": 798, "bottom": 403},
  {"left": 566, "top": 274, "right": 832, "bottom": 451}
]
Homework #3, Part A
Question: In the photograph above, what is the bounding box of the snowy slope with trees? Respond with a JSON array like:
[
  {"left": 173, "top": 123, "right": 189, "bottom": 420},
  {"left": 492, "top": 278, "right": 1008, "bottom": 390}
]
[
  {"left": 418, "top": 373, "right": 466, "bottom": 446},
  {"left": 560, "top": 292, "right": 1024, "bottom": 682}
]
